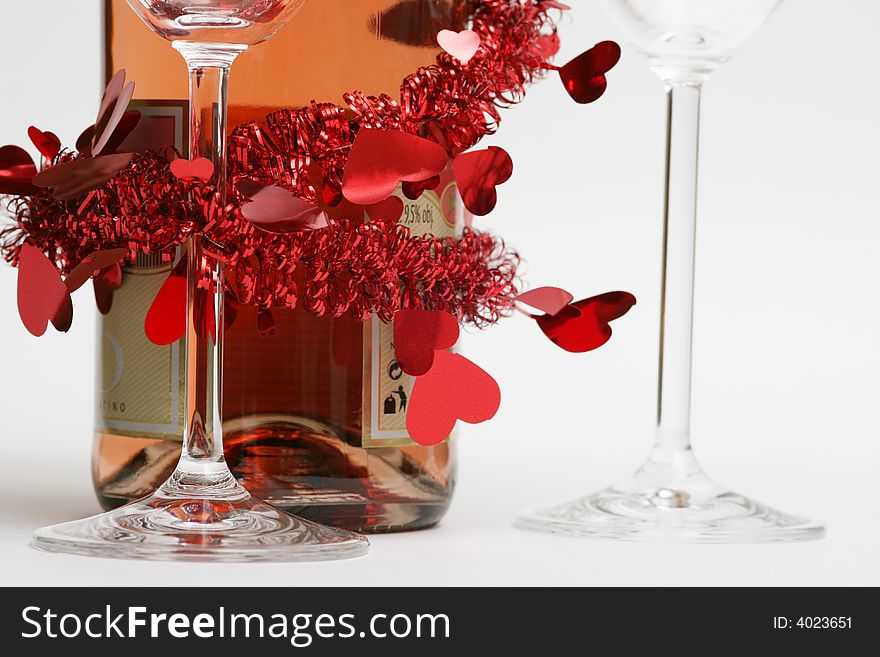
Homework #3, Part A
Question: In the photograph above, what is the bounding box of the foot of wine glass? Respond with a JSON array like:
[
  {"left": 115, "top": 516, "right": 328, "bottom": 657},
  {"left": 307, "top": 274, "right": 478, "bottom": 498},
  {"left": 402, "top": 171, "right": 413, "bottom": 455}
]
[
  {"left": 518, "top": 82, "right": 824, "bottom": 543},
  {"left": 32, "top": 43, "right": 369, "bottom": 561}
]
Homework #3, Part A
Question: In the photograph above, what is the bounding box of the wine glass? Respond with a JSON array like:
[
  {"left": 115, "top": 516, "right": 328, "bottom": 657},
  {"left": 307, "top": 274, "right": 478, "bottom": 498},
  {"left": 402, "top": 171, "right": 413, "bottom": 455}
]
[
  {"left": 31, "top": 0, "right": 370, "bottom": 561},
  {"left": 518, "top": 0, "right": 825, "bottom": 542}
]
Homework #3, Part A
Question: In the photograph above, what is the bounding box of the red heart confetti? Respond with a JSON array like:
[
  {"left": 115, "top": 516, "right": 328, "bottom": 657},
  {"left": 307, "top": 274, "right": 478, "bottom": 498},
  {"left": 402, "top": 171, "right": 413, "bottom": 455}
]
[
  {"left": 516, "top": 286, "right": 574, "bottom": 317},
  {"left": 393, "top": 309, "right": 460, "bottom": 377},
  {"left": 64, "top": 248, "right": 128, "bottom": 293},
  {"left": 145, "top": 266, "right": 187, "bottom": 345},
  {"left": 92, "top": 69, "right": 136, "bottom": 156},
  {"left": 27, "top": 126, "right": 61, "bottom": 161},
  {"left": 535, "top": 291, "right": 636, "bottom": 353},
  {"left": 453, "top": 146, "right": 513, "bottom": 216},
  {"left": 33, "top": 152, "right": 134, "bottom": 201},
  {"left": 77, "top": 109, "right": 142, "bottom": 156},
  {"left": 437, "top": 29, "right": 481, "bottom": 64},
  {"left": 402, "top": 175, "right": 440, "bottom": 201},
  {"left": 170, "top": 157, "right": 215, "bottom": 182},
  {"left": 239, "top": 183, "right": 328, "bottom": 232},
  {"left": 93, "top": 263, "right": 123, "bottom": 315},
  {"left": 0, "top": 145, "right": 38, "bottom": 195},
  {"left": 558, "top": 41, "right": 621, "bottom": 105},
  {"left": 16, "top": 244, "right": 69, "bottom": 337},
  {"left": 314, "top": 168, "right": 365, "bottom": 221},
  {"left": 51, "top": 294, "right": 74, "bottom": 333},
  {"left": 407, "top": 351, "right": 501, "bottom": 446},
  {"left": 342, "top": 128, "right": 449, "bottom": 205},
  {"left": 365, "top": 195, "right": 404, "bottom": 225}
]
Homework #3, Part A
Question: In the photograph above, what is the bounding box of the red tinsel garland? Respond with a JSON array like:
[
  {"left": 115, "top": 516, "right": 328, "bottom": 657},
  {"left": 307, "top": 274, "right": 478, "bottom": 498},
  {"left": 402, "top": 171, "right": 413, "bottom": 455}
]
[{"left": 1, "top": 0, "right": 562, "bottom": 323}]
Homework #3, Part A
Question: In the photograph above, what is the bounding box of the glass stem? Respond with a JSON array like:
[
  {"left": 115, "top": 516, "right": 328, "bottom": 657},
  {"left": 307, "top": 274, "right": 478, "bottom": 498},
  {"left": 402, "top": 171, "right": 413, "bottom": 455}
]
[
  {"left": 168, "top": 42, "right": 245, "bottom": 491},
  {"left": 653, "top": 82, "right": 702, "bottom": 463}
]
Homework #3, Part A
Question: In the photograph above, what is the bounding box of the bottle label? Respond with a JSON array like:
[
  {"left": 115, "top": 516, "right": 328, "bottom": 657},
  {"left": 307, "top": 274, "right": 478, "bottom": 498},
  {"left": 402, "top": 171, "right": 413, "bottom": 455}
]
[
  {"left": 362, "top": 173, "right": 460, "bottom": 448},
  {"left": 96, "top": 259, "right": 186, "bottom": 441}
]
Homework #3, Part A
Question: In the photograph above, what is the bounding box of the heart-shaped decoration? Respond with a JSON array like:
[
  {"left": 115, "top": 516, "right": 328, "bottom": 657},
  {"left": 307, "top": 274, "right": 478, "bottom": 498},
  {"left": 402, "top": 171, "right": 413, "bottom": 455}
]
[
  {"left": 93, "top": 263, "right": 123, "bottom": 315},
  {"left": 239, "top": 183, "right": 328, "bottom": 232},
  {"left": 366, "top": 195, "right": 404, "bottom": 225},
  {"left": 401, "top": 175, "right": 440, "bottom": 201},
  {"left": 33, "top": 152, "right": 134, "bottom": 200},
  {"left": 51, "top": 294, "right": 74, "bottom": 333},
  {"left": 0, "top": 145, "right": 38, "bottom": 195},
  {"left": 393, "top": 309, "right": 460, "bottom": 377},
  {"left": 437, "top": 29, "right": 481, "bottom": 64},
  {"left": 559, "top": 41, "right": 621, "bottom": 105},
  {"left": 535, "top": 291, "right": 636, "bottom": 353},
  {"left": 76, "top": 110, "right": 141, "bottom": 157},
  {"left": 342, "top": 128, "right": 449, "bottom": 206},
  {"left": 453, "top": 146, "right": 513, "bottom": 216},
  {"left": 317, "top": 177, "right": 365, "bottom": 221},
  {"left": 407, "top": 351, "right": 501, "bottom": 446},
  {"left": 170, "top": 157, "right": 215, "bottom": 182},
  {"left": 17, "top": 244, "right": 69, "bottom": 337},
  {"left": 145, "top": 267, "right": 187, "bottom": 345},
  {"left": 64, "top": 248, "right": 128, "bottom": 293},
  {"left": 516, "top": 286, "right": 574, "bottom": 317},
  {"left": 27, "top": 126, "right": 61, "bottom": 161},
  {"left": 92, "top": 69, "right": 136, "bottom": 156}
]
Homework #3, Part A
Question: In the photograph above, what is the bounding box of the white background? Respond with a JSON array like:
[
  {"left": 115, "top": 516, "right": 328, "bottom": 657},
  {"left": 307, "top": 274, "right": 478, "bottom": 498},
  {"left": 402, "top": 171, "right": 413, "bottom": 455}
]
[{"left": 1, "top": 0, "right": 878, "bottom": 586}]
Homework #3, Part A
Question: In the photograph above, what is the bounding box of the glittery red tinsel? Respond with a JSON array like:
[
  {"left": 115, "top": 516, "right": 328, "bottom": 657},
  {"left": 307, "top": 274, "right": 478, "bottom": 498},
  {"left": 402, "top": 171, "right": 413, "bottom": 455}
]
[{"left": 1, "top": 0, "right": 559, "bottom": 324}]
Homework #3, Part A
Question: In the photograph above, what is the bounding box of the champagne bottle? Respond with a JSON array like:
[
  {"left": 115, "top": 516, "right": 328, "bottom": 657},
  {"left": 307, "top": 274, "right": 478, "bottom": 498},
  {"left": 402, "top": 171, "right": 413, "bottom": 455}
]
[{"left": 93, "top": 0, "right": 466, "bottom": 532}]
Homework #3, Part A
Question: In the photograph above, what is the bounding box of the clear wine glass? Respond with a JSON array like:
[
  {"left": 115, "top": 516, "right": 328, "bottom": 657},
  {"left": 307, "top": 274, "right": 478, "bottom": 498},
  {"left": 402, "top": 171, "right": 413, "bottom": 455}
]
[
  {"left": 31, "top": 0, "right": 370, "bottom": 561},
  {"left": 518, "top": 0, "right": 825, "bottom": 542}
]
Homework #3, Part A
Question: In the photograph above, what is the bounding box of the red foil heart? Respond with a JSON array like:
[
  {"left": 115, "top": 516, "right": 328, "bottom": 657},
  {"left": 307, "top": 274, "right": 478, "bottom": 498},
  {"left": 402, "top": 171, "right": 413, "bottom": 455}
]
[
  {"left": 516, "top": 286, "right": 574, "bottom": 317},
  {"left": 51, "top": 294, "right": 74, "bottom": 333},
  {"left": 240, "top": 184, "right": 328, "bottom": 233},
  {"left": 342, "top": 128, "right": 449, "bottom": 205},
  {"left": 437, "top": 29, "right": 481, "bottom": 64},
  {"left": 402, "top": 176, "right": 440, "bottom": 201},
  {"left": 170, "top": 157, "right": 215, "bottom": 182},
  {"left": 0, "top": 145, "right": 38, "bottom": 195},
  {"left": 92, "top": 69, "right": 136, "bottom": 156},
  {"left": 17, "top": 244, "right": 69, "bottom": 337},
  {"left": 93, "top": 263, "right": 123, "bottom": 315},
  {"left": 32, "top": 152, "right": 135, "bottom": 201},
  {"left": 535, "top": 291, "right": 636, "bottom": 353},
  {"left": 27, "top": 126, "right": 61, "bottom": 161},
  {"left": 64, "top": 248, "right": 128, "bottom": 293},
  {"left": 76, "top": 110, "right": 141, "bottom": 157},
  {"left": 393, "top": 309, "right": 460, "bottom": 377},
  {"left": 453, "top": 146, "right": 513, "bottom": 216},
  {"left": 365, "top": 196, "right": 404, "bottom": 225},
  {"left": 559, "top": 41, "right": 621, "bottom": 105},
  {"left": 145, "top": 267, "right": 187, "bottom": 345},
  {"left": 407, "top": 351, "right": 501, "bottom": 446}
]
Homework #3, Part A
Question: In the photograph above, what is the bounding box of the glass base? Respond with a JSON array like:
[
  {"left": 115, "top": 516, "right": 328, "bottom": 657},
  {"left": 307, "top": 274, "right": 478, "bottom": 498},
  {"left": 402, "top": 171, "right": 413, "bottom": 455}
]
[
  {"left": 517, "top": 450, "right": 825, "bottom": 543},
  {"left": 33, "top": 472, "right": 369, "bottom": 562}
]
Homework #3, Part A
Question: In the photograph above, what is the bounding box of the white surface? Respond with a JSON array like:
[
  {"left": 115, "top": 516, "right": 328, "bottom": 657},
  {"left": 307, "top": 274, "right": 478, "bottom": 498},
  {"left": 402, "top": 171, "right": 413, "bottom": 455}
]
[{"left": 1, "top": 0, "right": 879, "bottom": 586}]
